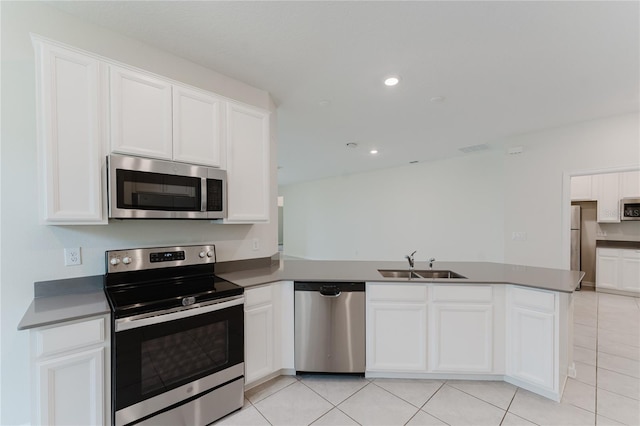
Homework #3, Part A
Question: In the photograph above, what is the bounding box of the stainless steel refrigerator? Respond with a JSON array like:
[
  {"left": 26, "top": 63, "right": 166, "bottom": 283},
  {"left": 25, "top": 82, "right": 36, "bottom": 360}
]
[{"left": 571, "top": 205, "right": 581, "bottom": 289}]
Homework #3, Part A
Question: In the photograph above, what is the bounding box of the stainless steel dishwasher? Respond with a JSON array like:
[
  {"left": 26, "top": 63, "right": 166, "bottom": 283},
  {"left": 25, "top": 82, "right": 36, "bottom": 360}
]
[{"left": 294, "top": 281, "right": 365, "bottom": 373}]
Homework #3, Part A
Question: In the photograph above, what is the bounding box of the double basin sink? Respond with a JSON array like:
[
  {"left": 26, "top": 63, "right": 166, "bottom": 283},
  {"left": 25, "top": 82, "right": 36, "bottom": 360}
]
[{"left": 378, "top": 269, "right": 467, "bottom": 280}]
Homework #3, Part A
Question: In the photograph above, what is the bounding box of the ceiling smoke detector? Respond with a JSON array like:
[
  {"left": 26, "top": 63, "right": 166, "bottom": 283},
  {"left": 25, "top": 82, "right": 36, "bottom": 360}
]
[
  {"left": 346, "top": 142, "right": 358, "bottom": 149},
  {"left": 459, "top": 144, "right": 490, "bottom": 154}
]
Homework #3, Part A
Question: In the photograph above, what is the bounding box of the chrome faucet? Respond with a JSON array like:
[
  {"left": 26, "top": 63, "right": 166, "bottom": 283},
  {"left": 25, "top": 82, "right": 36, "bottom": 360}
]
[
  {"left": 429, "top": 258, "right": 436, "bottom": 269},
  {"left": 405, "top": 251, "right": 417, "bottom": 270}
]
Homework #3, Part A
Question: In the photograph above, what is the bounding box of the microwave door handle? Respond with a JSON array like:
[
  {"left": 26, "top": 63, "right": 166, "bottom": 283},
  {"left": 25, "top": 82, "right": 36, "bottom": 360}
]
[{"left": 201, "top": 178, "right": 207, "bottom": 212}]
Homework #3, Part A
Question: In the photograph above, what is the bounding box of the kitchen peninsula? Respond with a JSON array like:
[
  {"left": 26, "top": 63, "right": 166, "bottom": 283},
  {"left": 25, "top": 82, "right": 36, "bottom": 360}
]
[{"left": 219, "top": 258, "right": 583, "bottom": 403}]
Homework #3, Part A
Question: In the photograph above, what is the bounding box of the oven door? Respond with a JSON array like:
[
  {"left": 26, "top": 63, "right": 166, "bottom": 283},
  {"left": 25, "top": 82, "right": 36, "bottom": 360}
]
[{"left": 113, "top": 297, "right": 244, "bottom": 425}]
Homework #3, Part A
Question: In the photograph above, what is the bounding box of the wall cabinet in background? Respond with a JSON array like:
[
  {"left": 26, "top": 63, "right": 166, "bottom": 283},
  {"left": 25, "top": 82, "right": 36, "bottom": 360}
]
[{"left": 572, "top": 171, "right": 640, "bottom": 223}]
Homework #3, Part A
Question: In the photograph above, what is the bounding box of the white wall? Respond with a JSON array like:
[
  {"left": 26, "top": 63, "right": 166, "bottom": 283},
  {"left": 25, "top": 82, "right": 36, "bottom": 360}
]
[
  {"left": 281, "top": 151, "right": 505, "bottom": 263},
  {"left": 281, "top": 113, "right": 639, "bottom": 269},
  {"left": 0, "top": 2, "right": 278, "bottom": 424},
  {"left": 502, "top": 113, "right": 639, "bottom": 268}
]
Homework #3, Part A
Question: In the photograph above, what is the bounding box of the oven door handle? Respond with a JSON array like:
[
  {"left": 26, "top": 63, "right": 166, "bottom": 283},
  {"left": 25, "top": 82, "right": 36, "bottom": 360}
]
[{"left": 115, "top": 295, "right": 244, "bottom": 332}]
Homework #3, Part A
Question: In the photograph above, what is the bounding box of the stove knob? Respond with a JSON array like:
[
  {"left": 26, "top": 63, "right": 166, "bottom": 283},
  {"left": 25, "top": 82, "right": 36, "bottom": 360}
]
[
  {"left": 122, "top": 256, "right": 132, "bottom": 265},
  {"left": 110, "top": 258, "right": 120, "bottom": 266},
  {"left": 199, "top": 251, "right": 206, "bottom": 258},
  {"left": 206, "top": 250, "right": 214, "bottom": 258}
]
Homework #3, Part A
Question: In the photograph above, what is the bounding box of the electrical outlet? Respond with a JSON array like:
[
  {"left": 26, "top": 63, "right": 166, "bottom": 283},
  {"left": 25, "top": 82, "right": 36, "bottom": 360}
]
[
  {"left": 64, "top": 247, "right": 82, "bottom": 266},
  {"left": 252, "top": 238, "right": 259, "bottom": 251}
]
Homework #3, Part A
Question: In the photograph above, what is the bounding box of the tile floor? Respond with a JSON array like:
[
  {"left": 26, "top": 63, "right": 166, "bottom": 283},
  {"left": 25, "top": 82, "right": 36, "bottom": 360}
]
[{"left": 217, "top": 290, "right": 640, "bottom": 425}]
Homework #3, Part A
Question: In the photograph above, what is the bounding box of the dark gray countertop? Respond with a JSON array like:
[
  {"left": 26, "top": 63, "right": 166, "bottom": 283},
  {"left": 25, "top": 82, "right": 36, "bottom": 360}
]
[
  {"left": 217, "top": 259, "right": 585, "bottom": 294},
  {"left": 19, "top": 259, "right": 584, "bottom": 330}
]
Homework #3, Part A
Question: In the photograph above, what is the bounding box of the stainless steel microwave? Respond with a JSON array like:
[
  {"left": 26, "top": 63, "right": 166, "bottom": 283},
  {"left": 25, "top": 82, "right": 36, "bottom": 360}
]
[
  {"left": 621, "top": 198, "right": 640, "bottom": 221},
  {"left": 107, "top": 154, "right": 226, "bottom": 219}
]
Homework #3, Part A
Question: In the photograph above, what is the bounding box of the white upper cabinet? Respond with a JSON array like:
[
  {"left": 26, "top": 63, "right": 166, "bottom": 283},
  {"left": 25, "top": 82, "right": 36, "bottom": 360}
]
[
  {"left": 620, "top": 171, "right": 640, "bottom": 198},
  {"left": 109, "top": 65, "right": 173, "bottom": 160},
  {"left": 570, "top": 176, "right": 594, "bottom": 201},
  {"left": 225, "top": 102, "right": 270, "bottom": 223},
  {"left": 33, "top": 37, "right": 107, "bottom": 224},
  {"left": 593, "top": 173, "right": 621, "bottom": 223},
  {"left": 172, "top": 85, "right": 223, "bottom": 167}
]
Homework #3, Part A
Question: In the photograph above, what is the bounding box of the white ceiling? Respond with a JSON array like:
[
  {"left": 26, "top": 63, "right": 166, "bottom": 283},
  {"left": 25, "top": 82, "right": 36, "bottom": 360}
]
[{"left": 48, "top": 1, "right": 639, "bottom": 186}]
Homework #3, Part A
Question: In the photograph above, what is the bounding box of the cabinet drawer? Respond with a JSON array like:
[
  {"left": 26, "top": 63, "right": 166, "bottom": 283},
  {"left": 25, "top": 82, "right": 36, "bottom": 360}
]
[
  {"left": 35, "top": 317, "right": 105, "bottom": 358},
  {"left": 431, "top": 285, "right": 492, "bottom": 303},
  {"left": 367, "top": 283, "right": 427, "bottom": 302},
  {"left": 245, "top": 285, "right": 272, "bottom": 308},
  {"left": 510, "top": 287, "right": 555, "bottom": 313}
]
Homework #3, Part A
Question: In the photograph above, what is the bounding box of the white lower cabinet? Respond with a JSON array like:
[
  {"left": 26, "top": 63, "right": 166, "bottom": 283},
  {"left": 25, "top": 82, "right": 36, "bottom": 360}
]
[
  {"left": 31, "top": 315, "right": 110, "bottom": 426},
  {"left": 244, "top": 281, "right": 294, "bottom": 387},
  {"left": 506, "top": 286, "right": 558, "bottom": 395},
  {"left": 366, "top": 284, "right": 428, "bottom": 372},
  {"left": 597, "top": 247, "right": 640, "bottom": 295},
  {"left": 429, "top": 286, "right": 493, "bottom": 373}
]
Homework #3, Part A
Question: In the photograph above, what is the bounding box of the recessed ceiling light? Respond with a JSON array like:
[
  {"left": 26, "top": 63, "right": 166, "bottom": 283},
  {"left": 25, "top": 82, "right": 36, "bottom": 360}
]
[
  {"left": 384, "top": 76, "right": 400, "bottom": 86},
  {"left": 430, "top": 96, "right": 445, "bottom": 103},
  {"left": 370, "top": 149, "right": 378, "bottom": 155},
  {"left": 318, "top": 99, "right": 331, "bottom": 107}
]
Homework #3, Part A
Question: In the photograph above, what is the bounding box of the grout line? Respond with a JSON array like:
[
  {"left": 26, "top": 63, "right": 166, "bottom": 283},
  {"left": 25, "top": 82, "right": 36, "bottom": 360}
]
[
  {"left": 444, "top": 381, "right": 514, "bottom": 413},
  {"left": 594, "top": 290, "right": 599, "bottom": 419}
]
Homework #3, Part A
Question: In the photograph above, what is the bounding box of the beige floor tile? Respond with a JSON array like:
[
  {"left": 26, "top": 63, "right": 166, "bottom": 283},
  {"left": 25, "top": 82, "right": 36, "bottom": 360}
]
[
  {"left": 500, "top": 412, "right": 537, "bottom": 426},
  {"left": 574, "top": 345, "right": 597, "bottom": 366},
  {"left": 597, "top": 368, "right": 640, "bottom": 400},
  {"left": 575, "top": 332, "right": 597, "bottom": 350},
  {"left": 597, "top": 329, "right": 640, "bottom": 348},
  {"left": 574, "top": 360, "right": 597, "bottom": 386},
  {"left": 596, "top": 388, "right": 640, "bottom": 426},
  {"left": 574, "top": 323, "right": 598, "bottom": 338},
  {"left": 254, "top": 381, "right": 333, "bottom": 426},
  {"left": 215, "top": 405, "right": 270, "bottom": 425},
  {"left": 300, "top": 374, "right": 370, "bottom": 405},
  {"left": 508, "top": 388, "right": 595, "bottom": 425},
  {"left": 373, "top": 378, "right": 443, "bottom": 408},
  {"left": 311, "top": 408, "right": 359, "bottom": 426},
  {"left": 422, "top": 385, "right": 505, "bottom": 426},
  {"left": 561, "top": 378, "right": 595, "bottom": 412},
  {"left": 598, "top": 293, "right": 639, "bottom": 310},
  {"left": 405, "top": 410, "right": 448, "bottom": 426},
  {"left": 338, "top": 382, "right": 419, "bottom": 425},
  {"left": 245, "top": 375, "right": 298, "bottom": 404},
  {"left": 575, "top": 309, "right": 598, "bottom": 327},
  {"left": 598, "top": 352, "right": 640, "bottom": 379},
  {"left": 446, "top": 380, "right": 517, "bottom": 410},
  {"left": 596, "top": 415, "right": 625, "bottom": 425},
  {"left": 599, "top": 340, "right": 640, "bottom": 362}
]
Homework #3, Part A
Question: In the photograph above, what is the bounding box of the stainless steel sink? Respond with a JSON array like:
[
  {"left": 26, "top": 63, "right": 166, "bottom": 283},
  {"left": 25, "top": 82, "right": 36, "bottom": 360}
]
[
  {"left": 377, "top": 269, "right": 467, "bottom": 279},
  {"left": 378, "top": 269, "right": 422, "bottom": 279},
  {"left": 413, "top": 270, "right": 467, "bottom": 279}
]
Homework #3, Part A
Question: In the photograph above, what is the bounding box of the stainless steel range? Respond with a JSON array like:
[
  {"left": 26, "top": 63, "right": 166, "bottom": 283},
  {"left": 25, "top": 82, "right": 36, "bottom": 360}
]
[{"left": 104, "top": 244, "right": 244, "bottom": 426}]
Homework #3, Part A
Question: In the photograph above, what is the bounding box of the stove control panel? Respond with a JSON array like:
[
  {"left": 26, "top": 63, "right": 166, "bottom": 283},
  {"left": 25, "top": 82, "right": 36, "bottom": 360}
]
[{"left": 106, "top": 244, "right": 216, "bottom": 273}]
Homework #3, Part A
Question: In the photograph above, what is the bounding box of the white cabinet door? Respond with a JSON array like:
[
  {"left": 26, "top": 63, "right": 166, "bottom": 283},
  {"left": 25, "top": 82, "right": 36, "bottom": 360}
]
[
  {"left": 110, "top": 65, "right": 173, "bottom": 159},
  {"left": 430, "top": 304, "right": 493, "bottom": 373},
  {"left": 367, "top": 302, "right": 428, "bottom": 372},
  {"left": 594, "top": 173, "right": 621, "bottom": 223},
  {"left": 506, "top": 287, "right": 557, "bottom": 392},
  {"left": 508, "top": 306, "right": 555, "bottom": 389},
  {"left": 571, "top": 176, "right": 594, "bottom": 201},
  {"left": 621, "top": 250, "right": 640, "bottom": 293},
  {"left": 225, "top": 102, "right": 270, "bottom": 223},
  {"left": 620, "top": 171, "right": 640, "bottom": 198},
  {"left": 172, "top": 85, "right": 223, "bottom": 167},
  {"left": 33, "top": 38, "right": 107, "bottom": 224},
  {"left": 35, "top": 347, "right": 106, "bottom": 426},
  {"left": 596, "top": 248, "right": 621, "bottom": 290},
  {"left": 244, "top": 303, "right": 274, "bottom": 383},
  {"left": 31, "top": 315, "right": 110, "bottom": 426}
]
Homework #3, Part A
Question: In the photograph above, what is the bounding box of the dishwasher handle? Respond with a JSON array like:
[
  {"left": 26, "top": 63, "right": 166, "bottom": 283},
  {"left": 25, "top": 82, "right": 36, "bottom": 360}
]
[{"left": 320, "top": 285, "right": 341, "bottom": 297}]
